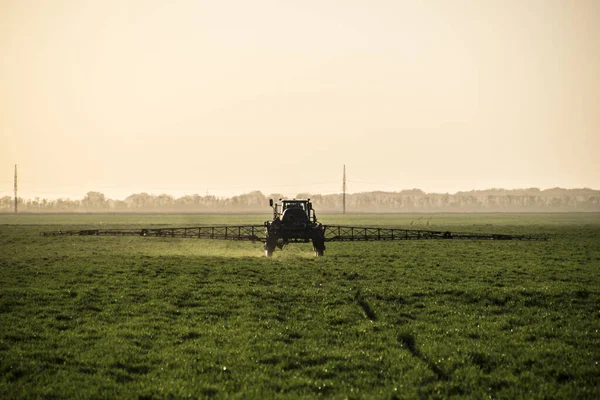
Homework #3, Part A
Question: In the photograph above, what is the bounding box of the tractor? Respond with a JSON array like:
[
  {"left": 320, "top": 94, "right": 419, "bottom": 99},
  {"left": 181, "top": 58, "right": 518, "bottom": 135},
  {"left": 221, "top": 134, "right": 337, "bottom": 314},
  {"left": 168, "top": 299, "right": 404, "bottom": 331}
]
[{"left": 263, "top": 199, "right": 326, "bottom": 257}]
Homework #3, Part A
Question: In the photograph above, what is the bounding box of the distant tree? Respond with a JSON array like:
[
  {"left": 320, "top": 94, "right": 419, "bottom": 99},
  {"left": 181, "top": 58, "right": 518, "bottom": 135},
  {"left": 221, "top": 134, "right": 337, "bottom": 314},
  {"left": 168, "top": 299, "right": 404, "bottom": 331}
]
[
  {"left": 246, "top": 191, "right": 267, "bottom": 207},
  {"left": 82, "top": 191, "right": 107, "bottom": 210},
  {"left": 156, "top": 194, "right": 174, "bottom": 208},
  {"left": 55, "top": 198, "right": 78, "bottom": 211},
  {"left": 125, "top": 193, "right": 153, "bottom": 209},
  {"left": 0, "top": 196, "right": 12, "bottom": 211}
]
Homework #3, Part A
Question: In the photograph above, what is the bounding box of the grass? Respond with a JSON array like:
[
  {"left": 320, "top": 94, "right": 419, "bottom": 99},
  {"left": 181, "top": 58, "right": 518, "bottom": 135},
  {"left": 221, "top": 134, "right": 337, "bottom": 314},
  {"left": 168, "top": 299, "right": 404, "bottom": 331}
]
[{"left": 1, "top": 213, "right": 599, "bottom": 398}]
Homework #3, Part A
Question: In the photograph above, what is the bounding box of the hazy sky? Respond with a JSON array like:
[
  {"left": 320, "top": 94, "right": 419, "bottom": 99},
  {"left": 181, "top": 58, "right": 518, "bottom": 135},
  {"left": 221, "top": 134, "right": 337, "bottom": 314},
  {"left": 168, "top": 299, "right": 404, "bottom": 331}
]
[{"left": 1, "top": 0, "right": 599, "bottom": 200}]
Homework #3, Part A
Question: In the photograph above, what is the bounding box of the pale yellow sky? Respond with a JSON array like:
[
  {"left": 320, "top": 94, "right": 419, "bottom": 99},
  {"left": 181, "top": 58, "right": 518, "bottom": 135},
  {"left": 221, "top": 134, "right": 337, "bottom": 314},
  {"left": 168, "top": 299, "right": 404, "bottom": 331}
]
[{"left": 1, "top": 0, "right": 599, "bottom": 199}]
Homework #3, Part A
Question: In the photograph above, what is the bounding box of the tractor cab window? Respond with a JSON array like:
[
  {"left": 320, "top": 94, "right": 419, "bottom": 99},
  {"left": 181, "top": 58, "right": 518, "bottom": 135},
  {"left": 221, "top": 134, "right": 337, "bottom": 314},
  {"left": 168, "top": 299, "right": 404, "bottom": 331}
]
[{"left": 283, "top": 202, "right": 306, "bottom": 212}]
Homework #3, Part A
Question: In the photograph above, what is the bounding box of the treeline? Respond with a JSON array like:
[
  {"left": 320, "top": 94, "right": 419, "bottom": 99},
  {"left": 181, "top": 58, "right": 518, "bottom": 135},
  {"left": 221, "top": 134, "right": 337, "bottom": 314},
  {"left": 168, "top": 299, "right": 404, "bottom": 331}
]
[{"left": 2, "top": 188, "right": 599, "bottom": 213}]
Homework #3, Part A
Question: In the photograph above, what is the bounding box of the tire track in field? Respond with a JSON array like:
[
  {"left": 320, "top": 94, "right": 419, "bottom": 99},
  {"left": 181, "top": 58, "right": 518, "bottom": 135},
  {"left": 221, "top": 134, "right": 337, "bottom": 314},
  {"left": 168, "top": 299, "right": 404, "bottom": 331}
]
[
  {"left": 397, "top": 332, "right": 449, "bottom": 380},
  {"left": 354, "top": 289, "right": 377, "bottom": 321},
  {"left": 353, "top": 286, "right": 448, "bottom": 381}
]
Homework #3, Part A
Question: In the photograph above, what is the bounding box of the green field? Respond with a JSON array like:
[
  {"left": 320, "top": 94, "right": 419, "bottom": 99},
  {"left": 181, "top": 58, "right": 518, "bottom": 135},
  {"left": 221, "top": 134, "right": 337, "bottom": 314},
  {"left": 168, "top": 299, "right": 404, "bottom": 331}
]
[{"left": 1, "top": 213, "right": 599, "bottom": 398}]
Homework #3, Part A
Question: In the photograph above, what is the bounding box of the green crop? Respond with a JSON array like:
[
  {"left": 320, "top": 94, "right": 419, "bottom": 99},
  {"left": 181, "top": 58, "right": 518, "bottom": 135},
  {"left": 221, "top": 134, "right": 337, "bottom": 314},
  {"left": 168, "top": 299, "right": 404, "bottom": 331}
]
[{"left": 1, "top": 213, "right": 599, "bottom": 398}]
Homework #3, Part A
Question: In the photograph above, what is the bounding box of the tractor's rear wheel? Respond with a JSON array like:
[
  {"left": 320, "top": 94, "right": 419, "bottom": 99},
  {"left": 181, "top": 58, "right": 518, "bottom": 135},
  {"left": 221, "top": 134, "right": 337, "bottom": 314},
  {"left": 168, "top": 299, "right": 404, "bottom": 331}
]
[
  {"left": 312, "top": 236, "right": 326, "bottom": 257},
  {"left": 313, "top": 246, "right": 324, "bottom": 257},
  {"left": 264, "top": 239, "right": 277, "bottom": 257}
]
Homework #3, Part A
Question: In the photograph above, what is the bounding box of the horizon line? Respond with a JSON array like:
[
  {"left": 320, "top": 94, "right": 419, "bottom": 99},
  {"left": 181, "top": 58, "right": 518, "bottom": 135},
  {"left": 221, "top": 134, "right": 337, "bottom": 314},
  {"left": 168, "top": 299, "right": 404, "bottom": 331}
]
[{"left": 2, "top": 186, "right": 599, "bottom": 202}]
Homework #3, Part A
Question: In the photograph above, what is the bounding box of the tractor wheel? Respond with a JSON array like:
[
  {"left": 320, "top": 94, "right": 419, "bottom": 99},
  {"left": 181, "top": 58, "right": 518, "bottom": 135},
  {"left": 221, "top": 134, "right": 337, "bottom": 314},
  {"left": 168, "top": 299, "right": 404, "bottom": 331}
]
[
  {"left": 264, "top": 241, "right": 276, "bottom": 257},
  {"left": 313, "top": 246, "right": 324, "bottom": 257}
]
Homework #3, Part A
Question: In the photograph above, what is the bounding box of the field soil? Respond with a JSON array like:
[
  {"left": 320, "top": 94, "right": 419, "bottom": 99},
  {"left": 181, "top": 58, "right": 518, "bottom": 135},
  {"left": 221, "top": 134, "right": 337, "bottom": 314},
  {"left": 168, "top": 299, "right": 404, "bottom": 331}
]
[{"left": 1, "top": 213, "right": 599, "bottom": 398}]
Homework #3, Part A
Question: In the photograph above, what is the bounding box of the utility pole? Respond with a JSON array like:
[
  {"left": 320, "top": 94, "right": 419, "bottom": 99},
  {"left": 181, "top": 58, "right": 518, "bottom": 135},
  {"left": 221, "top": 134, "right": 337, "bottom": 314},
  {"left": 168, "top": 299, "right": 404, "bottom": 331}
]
[
  {"left": 342, "top": 164, "right": 346, "bottom": 214},
  {"left": 14, "top": 164, "right": 18, "bottom": 214}
]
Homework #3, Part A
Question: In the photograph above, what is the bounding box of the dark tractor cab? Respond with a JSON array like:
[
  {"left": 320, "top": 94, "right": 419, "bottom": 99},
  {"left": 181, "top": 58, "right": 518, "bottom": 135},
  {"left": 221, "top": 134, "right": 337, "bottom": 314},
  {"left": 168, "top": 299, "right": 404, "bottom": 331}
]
[
  {"left": 270, "top": 199, "right": 317, "bottom": 224},
  {"left": 281, "top": 206, "right": 309, "bottom": 224}
]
